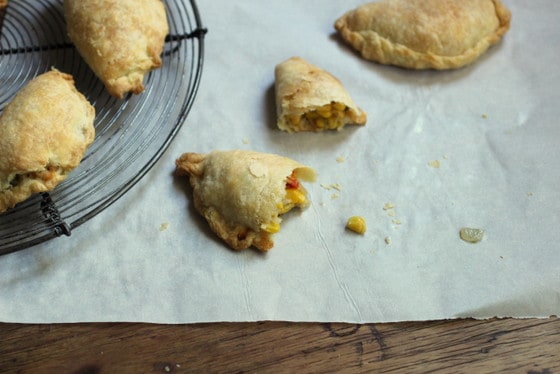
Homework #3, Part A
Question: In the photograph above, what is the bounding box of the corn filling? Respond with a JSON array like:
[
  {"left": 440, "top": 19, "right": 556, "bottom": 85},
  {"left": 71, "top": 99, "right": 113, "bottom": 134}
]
[
  {"left": 261, "top": 175, "right": 308, "bottom": 234},
  {"left": 288, "top": 102, "right": 348, "bottom": 130}
]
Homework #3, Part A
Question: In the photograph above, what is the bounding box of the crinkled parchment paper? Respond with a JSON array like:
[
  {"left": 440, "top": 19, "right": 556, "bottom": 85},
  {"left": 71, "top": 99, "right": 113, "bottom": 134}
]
[{"left": 0, "top": 0, "right": 559, "bottom": 323}]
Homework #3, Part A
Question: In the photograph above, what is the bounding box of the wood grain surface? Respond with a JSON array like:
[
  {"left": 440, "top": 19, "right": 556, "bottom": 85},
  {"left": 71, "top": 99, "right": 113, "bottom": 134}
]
[{"left": 0, "top": 317, "right": 558, "bottom": 373}]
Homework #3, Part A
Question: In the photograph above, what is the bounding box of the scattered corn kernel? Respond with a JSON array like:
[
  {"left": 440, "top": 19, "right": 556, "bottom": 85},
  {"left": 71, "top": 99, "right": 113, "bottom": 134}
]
[{"left": 346, "top": 216, "right": 366, "bottom": 235}]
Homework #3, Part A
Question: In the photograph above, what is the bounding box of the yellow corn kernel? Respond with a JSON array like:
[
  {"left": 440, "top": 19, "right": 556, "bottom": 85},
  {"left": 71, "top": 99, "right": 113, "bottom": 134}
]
[
  {"left": 262, "top": 221, "right": 281, "bottom": 233},
  {"left": 288, "top": 114, "right": 300, "bottom": 125},
  {"left": 328, "top": 117, "right": 339, "bottom": 129},
  {"left": 333, "top": 102, "right": 347, "bottom": 111},
  {"left": 305, "top": 111, "right": 319, "bottom": 120},
  {"left": 332, "top": 109, "right": 343, "bottom": 119},
  {"left": 277, "top": 201, "right": 294, "bottom": 214},
  {"left": 316, "top": 106, "right": 332, "bottom": 118},
  {"left": 346, "top": 216, "right": 366, "bottom": 235},
  {"left": 286, "top": 189, "right": 306, "bottom": 205}
]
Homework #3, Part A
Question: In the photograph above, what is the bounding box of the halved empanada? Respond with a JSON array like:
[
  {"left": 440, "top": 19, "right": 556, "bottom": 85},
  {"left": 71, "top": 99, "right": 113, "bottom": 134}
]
[
  {"left": 334, "top": 0, "right": 511, "bottom": 70},
  {"left": 0, "top": 70, "right": 95, "bottom": 213},
  {"left": 176, "top": 150, "right": 316, "bottom": 252},
  {"left": 64, "top": 0, "right": 169, "bottom": 98},
  {"left": 275, "top": 56, "right": 367, "bottom": 132}
]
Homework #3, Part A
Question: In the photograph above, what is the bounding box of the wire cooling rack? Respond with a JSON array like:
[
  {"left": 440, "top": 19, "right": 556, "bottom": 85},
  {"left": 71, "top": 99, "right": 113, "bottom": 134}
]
[{"left": 0, "top": 0, "right": 206, "bottom": 255}]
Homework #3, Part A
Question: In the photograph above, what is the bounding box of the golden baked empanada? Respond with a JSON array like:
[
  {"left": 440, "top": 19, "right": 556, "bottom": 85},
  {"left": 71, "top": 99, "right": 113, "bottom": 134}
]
[
  {"left": 334, "top": 0, "right": 511, "bottom": 70},
  {"left": 0, "top": 70, "right": 95, "bottom": 213},
  {"left": 176, "top": 150, "right": 316, "bottom": 252},
  {"left": 64, "top": 0, "right": 169, "bottom": 98},
  {"left": 0, "top": 0, "right": 7, "bottom": 25},
  {"left": 275, "top": 57, "right": 367, "bottom": 132}
]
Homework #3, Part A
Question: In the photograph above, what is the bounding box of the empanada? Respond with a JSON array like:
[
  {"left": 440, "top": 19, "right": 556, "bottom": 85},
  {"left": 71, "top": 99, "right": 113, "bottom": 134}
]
[
  {"left": 0, "top": 0, "right": 7, "bottom": 29},
  {"left": 0, "top": 70, "right": 95, "bottom": 213},
  {"left": 176, "top": 150, "right": 316, "bottom": 252},
  {"left": 334, "top": 0, "right": 511, "bottom": 70},
  {"left": 63, "top": 0, "right": 169, "bottom": 98},
  {"left": 275, "top": 56, "right": 367, "bottom": 132}
]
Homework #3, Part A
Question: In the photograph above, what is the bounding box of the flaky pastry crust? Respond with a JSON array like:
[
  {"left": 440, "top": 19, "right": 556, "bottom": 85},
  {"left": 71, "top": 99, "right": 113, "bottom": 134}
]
[
  {"left": 64, "top": 0, "right": 169, "bottom": 98},
  {"left": 0, "top": 70, "right": 95, "bottom": 213},
  {"left": 334, "top": 0, "right": 511, "bottom": 70},
  {"left": 275, "top": 57, "right": 367, "bottom": 132},
  {"left": 176, "top": 150, "right": 316, "bottom": 252}
]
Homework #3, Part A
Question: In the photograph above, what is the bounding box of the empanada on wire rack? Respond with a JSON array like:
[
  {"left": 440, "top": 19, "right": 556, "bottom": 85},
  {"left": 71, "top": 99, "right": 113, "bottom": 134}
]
[{"left": 0, "top": 70, "right": 95, "bottom": 213}]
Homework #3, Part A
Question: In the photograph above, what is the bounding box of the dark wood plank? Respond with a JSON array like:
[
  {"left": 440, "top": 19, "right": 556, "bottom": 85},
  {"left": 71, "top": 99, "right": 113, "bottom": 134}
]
[{"left": 0, "top": 318, "right": 558, "bottom": 373}]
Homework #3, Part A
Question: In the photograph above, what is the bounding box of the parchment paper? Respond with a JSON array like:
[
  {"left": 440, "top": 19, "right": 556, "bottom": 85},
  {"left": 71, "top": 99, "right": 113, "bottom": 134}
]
[{"left": 1, "top": 0, "right": 559, "bottom": 323}]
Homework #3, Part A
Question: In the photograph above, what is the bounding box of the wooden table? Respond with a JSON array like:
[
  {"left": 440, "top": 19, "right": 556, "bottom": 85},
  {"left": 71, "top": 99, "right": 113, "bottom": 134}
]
[{"left": 1, "top": 317, "right": 558, "bottom": 373}]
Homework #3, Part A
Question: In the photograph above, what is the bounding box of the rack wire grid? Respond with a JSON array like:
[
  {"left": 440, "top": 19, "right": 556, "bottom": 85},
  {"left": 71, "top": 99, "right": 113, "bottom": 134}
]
[{"left": 0, "top": 0, "right": 206, "bottom": 255}]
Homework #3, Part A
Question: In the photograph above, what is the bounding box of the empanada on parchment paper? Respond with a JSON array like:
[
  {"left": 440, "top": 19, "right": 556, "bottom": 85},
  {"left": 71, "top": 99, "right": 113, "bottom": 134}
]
[
  {"left": 334, "top": 0, "right": 511, "bottom": 70},
  {"left": 176, "top": 150, "right": 316, "bottom": 252}
]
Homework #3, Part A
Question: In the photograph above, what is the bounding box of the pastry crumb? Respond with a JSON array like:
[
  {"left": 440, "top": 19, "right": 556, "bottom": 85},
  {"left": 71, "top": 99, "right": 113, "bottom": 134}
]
[
  {"left": 346, "top": 216, "right": 366, "bottom": 234},
  {"left": 459, "top": 227, "right": 484, "bottom": 243},
  {"left": 242, "top": 138, "right": 250, "bottom": 144},
  {"left": 384, "top": 236, "right": 392, "bottom": 245},
  {"left": 320, "top": 183, "right": 342, "bottom": 191},
  {"left": 336, "top": 156, "right": 346, "bottom": 163},
  {"left": 482, "top": 114, "right": 488, "bottom": 119},
  {"left": 428, "top": 160, "right": 441, "bottom": 168},
  {"left": 383, "top": 203, "right": 396, "bottom": 217},
  {"left": 383, "top": 202, "right": 394, "bottom": 210},
  {"left": 159, "top": 222, "right": 169, "bottom": 231},
  {"left": 392, "top": 218, "right": 402, "bottom": 225}
]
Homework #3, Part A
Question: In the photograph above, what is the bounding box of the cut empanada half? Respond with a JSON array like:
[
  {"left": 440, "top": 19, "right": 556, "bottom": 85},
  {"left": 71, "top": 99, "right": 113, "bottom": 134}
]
[
  {"left": 63, "top": 0, "right": 169, "bottom": 99},
  {"left": 334, "top": 0, "right": 511, "bottom": 70},
  {"left": 176, "top": 150, "right": 316, "bottom": 252},
  {"left": 0, "top": 69, "right": 95, "bottom": 213},
  {"left": 275, "top": 56, "right": 367, "bottom": 132}
]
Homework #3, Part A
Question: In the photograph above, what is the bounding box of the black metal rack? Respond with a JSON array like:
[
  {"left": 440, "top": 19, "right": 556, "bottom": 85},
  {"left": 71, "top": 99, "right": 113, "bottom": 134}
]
[{"left": 0, "top": 0, "right": 206, "bottom": 255}]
